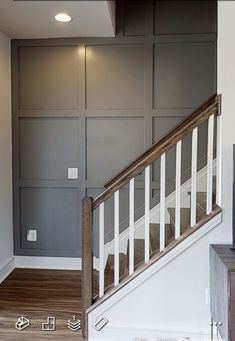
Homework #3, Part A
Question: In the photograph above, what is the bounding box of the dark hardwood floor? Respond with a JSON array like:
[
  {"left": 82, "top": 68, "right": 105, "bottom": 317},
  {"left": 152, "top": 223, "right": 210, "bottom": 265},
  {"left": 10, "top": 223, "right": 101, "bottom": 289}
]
[{"left": 0, "top": 268, "right": 84, "bottom": 340}]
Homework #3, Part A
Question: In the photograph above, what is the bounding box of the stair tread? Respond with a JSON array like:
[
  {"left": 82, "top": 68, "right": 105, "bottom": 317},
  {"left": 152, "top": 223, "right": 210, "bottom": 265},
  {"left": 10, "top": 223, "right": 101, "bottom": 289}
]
[
  {"left": 187, "top": 191, "right": 216, "bottom": 210},
  {"left": 104, "top": 253, "right": 128, "bottom": 288},
  {"left": 168, "top": 207, "right": 190, "bottom": 233},
  {"left": 127, "top": 239, "right": 145, "bottom": 269},
  {"left": 149, "top": 223, "right": 173, "bottom": 252}
]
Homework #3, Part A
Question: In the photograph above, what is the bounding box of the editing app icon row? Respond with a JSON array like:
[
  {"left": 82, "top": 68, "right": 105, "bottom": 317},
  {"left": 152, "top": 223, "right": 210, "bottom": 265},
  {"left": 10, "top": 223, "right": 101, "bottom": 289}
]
[{"left": 15, "top": 315, "right": 81, "bottom": 332}]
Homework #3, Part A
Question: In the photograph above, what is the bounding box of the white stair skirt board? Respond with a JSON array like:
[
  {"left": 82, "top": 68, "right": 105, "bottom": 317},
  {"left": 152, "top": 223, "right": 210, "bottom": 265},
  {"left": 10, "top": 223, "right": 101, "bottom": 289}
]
[
  {"left": 87, "top": 211, "right": 222, "bottom": 340},
  {"left": 88, "top": 325, "right": 211, "bottom": 341},
  {"left": 14, "top": 256, "right": 100, "bottom": 271},
  {"left": 104, "top": 159, "right": 217, "bottom": 262},
  {"left": 0, "top": 257, "right": 15, "bottom": 283}
]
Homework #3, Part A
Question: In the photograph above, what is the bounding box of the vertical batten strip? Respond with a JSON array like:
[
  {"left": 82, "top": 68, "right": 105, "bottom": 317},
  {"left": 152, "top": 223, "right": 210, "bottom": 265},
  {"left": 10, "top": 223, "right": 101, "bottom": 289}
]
[
  {"left": 160, "top": 153, "right": 166, "bottom": 251},
  {"left": 144, "top": 165, "right": 150, "bottom": 262},
  {"left": 99, "top": 202, "right": 105, "bottom": 298},
  {"left": 207, "top": 114, "right": 214, "bottom": 215},
  {"left": 175, "top": 141, "right": 182, "bottom": 239},
  {"left": 216, "top": 115, "right": 222, "bottom": 206},
  {"left": 114, "top": 190, "right": 120, "bottom": 286},
  {"left": 129, "top": 178, "right": 135, "bottom": 275},
  {"left": 190, "top": 128, "right": 198, "bottom": 227}
]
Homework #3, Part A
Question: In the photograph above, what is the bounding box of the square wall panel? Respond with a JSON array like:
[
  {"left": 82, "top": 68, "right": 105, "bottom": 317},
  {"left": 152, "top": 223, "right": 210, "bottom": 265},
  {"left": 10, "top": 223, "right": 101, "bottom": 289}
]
[
  {"left": 152, "top": 116, "right": 184, "bottom": 143},
  {"left": 124, "top": 1, "right": 146, "bottom": 36},
  {"left": 19, "top": 118, "right": 79, "bottom": 180},
  {"left": 154, "top": 1, "right": 217, "bottom": 35},
  {"left": 153, "top": 42, "right": 216, "bottom": 109},
  {"left": 86, "top": 45, "right": 145, "bottom": 109},
  {"left": 86, "top": 117, "right": 145, "bottom": 183},
  {"left": 19, "top": 46, "right": 78, "bottom": 109},
  {"left": 20, "top": 188, "right": 79, "bottom": 250}
]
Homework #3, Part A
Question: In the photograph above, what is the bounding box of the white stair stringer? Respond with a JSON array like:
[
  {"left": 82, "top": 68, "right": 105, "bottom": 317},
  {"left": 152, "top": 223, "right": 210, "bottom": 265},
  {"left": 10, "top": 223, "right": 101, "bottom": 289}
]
[
  {"left": 87, "top": 209, "right": 222, "bottom": 341},
  {"left": 104, "top": 160, "right": 216, "bottom": 263}
]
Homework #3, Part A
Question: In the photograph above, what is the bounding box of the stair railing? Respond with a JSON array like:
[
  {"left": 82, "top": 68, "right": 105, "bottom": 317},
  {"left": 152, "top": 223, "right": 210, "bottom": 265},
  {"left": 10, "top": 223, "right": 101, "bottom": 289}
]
[{"left": 82, "top": 94, "right": 221, "bottom": 337}]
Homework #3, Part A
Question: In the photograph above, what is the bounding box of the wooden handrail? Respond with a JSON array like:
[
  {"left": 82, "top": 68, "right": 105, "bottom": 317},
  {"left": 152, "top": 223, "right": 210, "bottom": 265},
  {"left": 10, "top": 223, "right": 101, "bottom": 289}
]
[
  {"left": 92, "top": 94, "right": 220, "bottom": 210},
  {"left": 82, "top": 197, "right": 93, "bottom": 338}
]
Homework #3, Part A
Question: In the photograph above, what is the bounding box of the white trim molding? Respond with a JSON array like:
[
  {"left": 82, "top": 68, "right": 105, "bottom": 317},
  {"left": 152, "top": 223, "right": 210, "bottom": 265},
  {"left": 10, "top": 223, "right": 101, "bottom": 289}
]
[
  {"left": 0, "top": 256, "right": 100, "bottom": 284},
  {"left": 0, "top": 257, "right": 15, "bottom": 283},
  {"left": 14, "top": 256, "right": 100, "bottom": 271}
]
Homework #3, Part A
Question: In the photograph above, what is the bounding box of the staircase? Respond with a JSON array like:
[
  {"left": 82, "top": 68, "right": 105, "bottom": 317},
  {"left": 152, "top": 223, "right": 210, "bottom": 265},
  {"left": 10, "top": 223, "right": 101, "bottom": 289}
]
[
  {"left": 101, "top": 185, "right": 217, "bottom": 293},
  {"left": 82, "top": 94, "right": 222, "bottom": 339}
]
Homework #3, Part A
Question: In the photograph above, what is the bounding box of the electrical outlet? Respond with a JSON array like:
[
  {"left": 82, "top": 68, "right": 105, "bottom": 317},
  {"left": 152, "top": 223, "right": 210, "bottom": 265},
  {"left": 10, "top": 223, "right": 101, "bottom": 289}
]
[
  {"left": 68, "top": 168, "right": 78, "bottom": 179},
  {"left": 27, "top": 229, "right": 37, "bottom": 242}
]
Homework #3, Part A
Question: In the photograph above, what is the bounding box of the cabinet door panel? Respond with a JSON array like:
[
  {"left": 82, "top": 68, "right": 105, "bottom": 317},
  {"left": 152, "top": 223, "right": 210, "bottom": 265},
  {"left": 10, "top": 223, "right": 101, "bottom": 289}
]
[
  {"left": 230, "top": 272, "right": 235, "bottom": 340},
  {"left": 210, "top": 249, "right": 228, "bottom": 339}
]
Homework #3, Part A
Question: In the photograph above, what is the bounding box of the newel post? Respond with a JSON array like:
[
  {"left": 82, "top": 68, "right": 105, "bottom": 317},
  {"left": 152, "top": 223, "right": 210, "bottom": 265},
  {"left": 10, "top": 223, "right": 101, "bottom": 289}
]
[{"left": 82, "top": 196, "right": 93, "bottom": 339}]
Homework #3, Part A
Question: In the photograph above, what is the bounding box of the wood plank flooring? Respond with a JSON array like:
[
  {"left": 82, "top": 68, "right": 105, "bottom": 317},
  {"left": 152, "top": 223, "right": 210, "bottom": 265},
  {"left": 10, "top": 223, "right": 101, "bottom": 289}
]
[{"left": 0, "top": 268, "right": 84, "bottom": 340}]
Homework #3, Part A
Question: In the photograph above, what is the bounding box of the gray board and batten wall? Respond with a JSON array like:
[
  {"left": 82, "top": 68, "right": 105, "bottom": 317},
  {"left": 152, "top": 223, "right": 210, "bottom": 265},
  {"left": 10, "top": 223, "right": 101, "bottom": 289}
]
[{"left": 11, "top": 1, "right": 217, "bottom": 258}]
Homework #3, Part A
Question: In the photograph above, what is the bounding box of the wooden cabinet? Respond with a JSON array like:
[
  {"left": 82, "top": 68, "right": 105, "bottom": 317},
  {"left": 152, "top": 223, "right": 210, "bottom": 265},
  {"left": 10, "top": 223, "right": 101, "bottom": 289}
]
[{"left": 210, "top": 245, "right": 235, "bottom": 340}]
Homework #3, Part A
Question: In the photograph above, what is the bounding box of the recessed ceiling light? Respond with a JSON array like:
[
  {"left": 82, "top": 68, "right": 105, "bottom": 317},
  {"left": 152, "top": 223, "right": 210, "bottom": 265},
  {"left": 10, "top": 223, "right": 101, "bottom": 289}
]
[{"left": 55, "top": 13, "right": 72, "bottom": 23}]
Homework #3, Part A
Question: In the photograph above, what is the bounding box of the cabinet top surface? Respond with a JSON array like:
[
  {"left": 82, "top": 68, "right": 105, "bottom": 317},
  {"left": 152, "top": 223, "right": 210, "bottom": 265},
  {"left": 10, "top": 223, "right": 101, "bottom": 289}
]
[{"left": 211, "top": 244, "right": 235, "bottom": 270}]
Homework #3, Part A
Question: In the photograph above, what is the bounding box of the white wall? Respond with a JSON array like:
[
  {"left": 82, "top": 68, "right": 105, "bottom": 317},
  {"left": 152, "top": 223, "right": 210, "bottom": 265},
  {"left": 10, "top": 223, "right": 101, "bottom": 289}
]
[
  {"left": 0, "top": 31, "right": 13, "bottom": 282},
  {"left": 88, "top": 2, "right": 235, "bottom": 340}
]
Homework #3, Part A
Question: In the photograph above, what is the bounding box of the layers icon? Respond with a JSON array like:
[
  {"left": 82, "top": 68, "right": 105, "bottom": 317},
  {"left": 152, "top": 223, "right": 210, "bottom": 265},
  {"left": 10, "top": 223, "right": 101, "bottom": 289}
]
[{"left": 68, "top": 316, "right": 81, "bottom": 331}]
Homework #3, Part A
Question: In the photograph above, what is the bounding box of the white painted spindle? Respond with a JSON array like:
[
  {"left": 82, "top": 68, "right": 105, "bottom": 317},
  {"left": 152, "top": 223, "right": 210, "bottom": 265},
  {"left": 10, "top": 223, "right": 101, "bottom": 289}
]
[
  {"left": 175, "top": 140, "right": 182, "bottom": 239},
  {"left": 114, "top": 190, "right": 119, "bottom": 286},
  {"left": 190, "top": 127, "right": 198, "bottom": 227},
  {"left": 99, "top": 202, "right": 105, "bottom": 297},
  {"left": 129, "top": 178, "right": 134, "bottom": 275},
  {"left": 206, "top": 114, "right": 214, "bottom": 215},
  {"left": 145, "top": 165, "right": 150, "bottom": 262},
  {"left": 216, "top": 115, "right": 222, "bottom": 206},
  {"left": 160, "top": 153, "right": 166, "bottom": 251}
]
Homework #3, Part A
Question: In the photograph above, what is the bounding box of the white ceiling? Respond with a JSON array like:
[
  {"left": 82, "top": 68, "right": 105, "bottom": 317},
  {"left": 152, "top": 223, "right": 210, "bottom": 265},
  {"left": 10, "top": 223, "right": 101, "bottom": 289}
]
[{"left": 0, "top": 0, "right": 115, "bottom": 39}]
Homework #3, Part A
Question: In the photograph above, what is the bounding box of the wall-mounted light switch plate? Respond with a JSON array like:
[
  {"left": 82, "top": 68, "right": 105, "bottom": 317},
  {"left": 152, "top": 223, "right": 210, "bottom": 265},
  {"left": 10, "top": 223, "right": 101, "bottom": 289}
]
[
  {"left": 27, "top": 229, "right": 37, "bottom": 242},
  {"left": 68, "top": 168, "right": 78, "bottom": 179}
]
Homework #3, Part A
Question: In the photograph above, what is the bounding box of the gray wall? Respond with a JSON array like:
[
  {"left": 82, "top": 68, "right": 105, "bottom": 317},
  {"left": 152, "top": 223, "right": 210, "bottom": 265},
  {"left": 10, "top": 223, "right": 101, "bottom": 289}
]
[
  {"left": 12, "top": 0, "right": 217, "bottom": 257},
  {"left": 0, "top": 31, "right": 13, "bottom": 273}
]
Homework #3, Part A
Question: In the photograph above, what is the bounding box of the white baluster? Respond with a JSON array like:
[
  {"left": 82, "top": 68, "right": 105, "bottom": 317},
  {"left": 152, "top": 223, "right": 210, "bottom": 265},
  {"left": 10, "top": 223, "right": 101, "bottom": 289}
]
[
  {"left": 207, "top": 115, "right": 214, "bottom": 215},
  {"left": 160, "top": 153, "right": 166, "bottom": 251},
  {"left": 190, "top": 127, "right": 198, "bottom": 227},
  {"left": 216, "top": 115, "right": 222, "bottom": 206},
  {"left": 145, "top": 165, "right": 150, "bottom": 262},
  {"left": 129, "top": 178, "right": 135, "bottom": 275},
  {"left": 114, "top": 190, "right": 119, "bottom": 286},
  {"left": 175, "top": 141, "right": 182, "bottom": 239},
  {"left": 99, "top": 202, "right": 105, "bottom": 298}
]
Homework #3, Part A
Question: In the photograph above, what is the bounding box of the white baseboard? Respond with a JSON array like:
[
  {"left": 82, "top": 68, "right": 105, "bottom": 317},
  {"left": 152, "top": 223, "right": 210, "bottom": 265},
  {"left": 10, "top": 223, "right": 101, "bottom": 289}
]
[
  {"left": 14, "top": 256, "right": 82, "bottom": 270},
  {"left": 14, "top": 256, "right": 100, "bottom": 271},
  {"left": 88, "top": 325, "right": 211, "bottom": 341},
  {"left": 0, "top": 257, "right": 15, "bottom": 283},
  {"left": 0, "top": 255, "right": 99, "bottom": 284}
]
